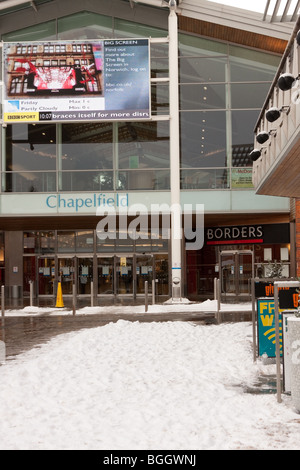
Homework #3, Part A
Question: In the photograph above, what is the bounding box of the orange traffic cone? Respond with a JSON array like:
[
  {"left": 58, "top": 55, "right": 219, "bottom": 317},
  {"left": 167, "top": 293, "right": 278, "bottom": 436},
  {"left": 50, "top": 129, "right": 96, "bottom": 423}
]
[{"left": 55, "top": 282, "right": 64, "bottom": 308}]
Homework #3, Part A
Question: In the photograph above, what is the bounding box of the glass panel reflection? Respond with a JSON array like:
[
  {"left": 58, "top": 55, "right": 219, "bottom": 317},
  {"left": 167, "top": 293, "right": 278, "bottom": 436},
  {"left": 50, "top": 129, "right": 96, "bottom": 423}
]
[
  {"left": 58, "top": 12, "right": 113, "bottom": 40},
  {"left": 179, "top": 34, "right": 227, "bottom": 57},
  {"left": 231, "top": 83, "right": 272, "bottom": 109},
  {"left": 180, "top": 84, "right": 226, "bottom": 110},
  {"left": 180, "top": 111, "right": 227, "bottom": 168},
  {"left": 57, "top": 231, "right": 75, "bottom": 253},
  {"left": 181, "top": 169, "right": 229, "bottom": 190},
  {"left": 116, "top": 256, "right": 133, "bottom": 295},
  {"left": 118, "top": 170, "right": 170, "bottom": 191},
  {"left": 6, "top": 124, "right": 56, "bottom": 171},
  {"left": 60, "top": 170, "right": 114, "bottom": 191},
  {"left": 62, "top": 123, "right": 113, "bottom": 170},
  {"left": 118, "top": 121, "right": 170, "bottom": 169},
  {"left": 4, "top": 171, "right": 56, "bottom": 192},
  {"left": 180, "top": 56, "right": 226, "bottom": 83},
  {"left": 98, "top": 257, "right": 114, "bottom": 295}
]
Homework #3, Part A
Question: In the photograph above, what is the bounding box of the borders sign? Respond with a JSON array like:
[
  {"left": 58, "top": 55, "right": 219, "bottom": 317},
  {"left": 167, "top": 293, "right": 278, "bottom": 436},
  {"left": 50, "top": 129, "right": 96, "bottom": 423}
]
[{"left": 2, "top": 39, "right": 151, "bottom": 123}]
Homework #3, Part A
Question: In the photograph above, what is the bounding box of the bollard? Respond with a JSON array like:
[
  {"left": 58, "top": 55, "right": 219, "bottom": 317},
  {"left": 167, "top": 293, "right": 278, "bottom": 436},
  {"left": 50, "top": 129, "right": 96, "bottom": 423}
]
[
  {"left": 145, "top": 281, "right": 148, "bottom": 313},
  {"left": 91, "top": 280, "right": 94, "bottom": 307},
  {"left": 215, "top": 279, "right": 221, "bottom": 324},
  {"left": 1, "top": 285, "right": 4, "bottom": 317},
  {"left": 30, "top": 280, "right": 34, "bottom": 307},
  {"left": 152, "top": 279, "right": 155, "bottom": 305},
  {"left": 72, "top": 284, "right": 76, "bottom": 316}
]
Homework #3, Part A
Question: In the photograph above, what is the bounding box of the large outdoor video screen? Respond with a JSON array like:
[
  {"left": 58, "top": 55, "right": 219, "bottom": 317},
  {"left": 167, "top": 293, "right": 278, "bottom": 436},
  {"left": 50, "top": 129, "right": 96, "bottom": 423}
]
[{"left": 2, "top": 39, "right": 151, "bottom": 123}]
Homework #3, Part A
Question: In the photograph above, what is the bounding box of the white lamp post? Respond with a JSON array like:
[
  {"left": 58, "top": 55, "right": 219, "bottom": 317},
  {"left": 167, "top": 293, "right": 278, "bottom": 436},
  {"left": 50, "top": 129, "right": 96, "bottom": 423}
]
[{"left": 168, "top": 0, "right": 182, "bottom": 300}]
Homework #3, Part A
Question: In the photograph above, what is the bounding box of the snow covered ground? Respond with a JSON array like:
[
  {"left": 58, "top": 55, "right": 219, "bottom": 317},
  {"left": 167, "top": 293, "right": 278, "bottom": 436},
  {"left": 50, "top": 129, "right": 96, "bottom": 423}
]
[
  {"left": 0, "top": 309, "right": 300, "bottom": 450},
  {"left": 2, "top": 298, "right": 251, "bottom": 316}
]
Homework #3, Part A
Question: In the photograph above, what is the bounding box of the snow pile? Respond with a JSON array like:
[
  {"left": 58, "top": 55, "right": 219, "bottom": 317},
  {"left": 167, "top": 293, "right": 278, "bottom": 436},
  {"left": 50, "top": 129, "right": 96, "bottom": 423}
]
[
  {"left": 3, "top": 299, "right": 252, "bottom": 316},
  {"left": 0, "top": 320, "right": 299, "bottom": 450}
]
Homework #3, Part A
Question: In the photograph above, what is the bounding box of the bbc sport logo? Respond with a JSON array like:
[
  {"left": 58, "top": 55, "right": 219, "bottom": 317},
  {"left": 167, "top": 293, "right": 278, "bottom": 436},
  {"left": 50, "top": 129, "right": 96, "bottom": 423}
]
[
  {"left": 0, "top": 340, "right": 5, "bottom": 363},
  {"left": 7, "top": 100, "right": 20, "bottom": 112}
]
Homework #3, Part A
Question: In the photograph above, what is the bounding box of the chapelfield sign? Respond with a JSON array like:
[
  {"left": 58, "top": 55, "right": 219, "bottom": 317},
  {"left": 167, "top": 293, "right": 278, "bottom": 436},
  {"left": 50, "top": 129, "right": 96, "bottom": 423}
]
[{"left": 46, "top": 193, "right": 129, "bottom": 212}]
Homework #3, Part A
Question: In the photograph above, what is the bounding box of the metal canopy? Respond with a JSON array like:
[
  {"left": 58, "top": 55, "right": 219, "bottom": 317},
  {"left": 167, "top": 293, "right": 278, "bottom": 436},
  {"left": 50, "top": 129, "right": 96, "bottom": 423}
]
[{"left": 263, "top": 0, "right": 300, "bottom": 22}]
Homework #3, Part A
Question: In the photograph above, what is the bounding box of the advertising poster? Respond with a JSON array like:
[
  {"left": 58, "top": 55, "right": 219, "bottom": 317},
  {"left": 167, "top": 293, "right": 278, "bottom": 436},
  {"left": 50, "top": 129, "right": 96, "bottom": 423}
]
[
  {"left": 257, "top": 298, "right": 283, "bottom": 358},
  {"left": 2, "top": 39, "right": 150, "bottom": 123},
  {"left": 231, "top": 168, "right": 254, "bottom": 189},
  {"left": 255, "top": 281, "right": 299, "bottom": 308}
]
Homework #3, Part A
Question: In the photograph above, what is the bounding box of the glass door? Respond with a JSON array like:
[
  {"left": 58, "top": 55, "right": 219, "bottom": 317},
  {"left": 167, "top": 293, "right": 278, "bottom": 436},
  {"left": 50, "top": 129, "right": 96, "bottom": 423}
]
[
  {"left": 77, "top": 257, "right": 93, "bottom": 295},
  {"left": 221, "top": 252, "right": 236, "bottom": 295},
  {"left": 238, "top": 252, "right": 253, "bottom": 295},
  {"left": 116, "top": 256, "right": 133, "bottom": 295},
  {"left": 155, "top": 254, "right": 169, "bottom": 296},
  {"left": 220, "top": 250, "right": 253, "bottom": 298},
  {"left": 38, "top": 257, "right": 55, "bottom": 296},
  {"left": 23, "top": 256, "right": 36, "bottom": 297},
  {"left": 98, "top": 257, "right": 114, "bottom": 295},
  {"left": 58, "top": 257, "right": 75, "bottom": 295},
  {"left": 136, "top": 255, "right": 153, "bottom": 295}
]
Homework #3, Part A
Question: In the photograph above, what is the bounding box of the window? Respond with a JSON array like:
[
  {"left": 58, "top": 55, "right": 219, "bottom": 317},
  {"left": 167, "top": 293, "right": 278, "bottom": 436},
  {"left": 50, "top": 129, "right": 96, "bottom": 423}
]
[{"left": 180, "top": 111, "right": 227, "bottom": 168}]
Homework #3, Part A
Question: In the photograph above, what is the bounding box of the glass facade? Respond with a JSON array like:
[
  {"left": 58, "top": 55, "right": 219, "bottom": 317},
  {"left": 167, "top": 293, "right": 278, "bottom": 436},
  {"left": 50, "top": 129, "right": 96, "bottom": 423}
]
[
  {"left": 0, "top": 8, "right": 287, "bottom": 302},
  {"left": 1, "top": 11, "right": 280, "bottom": 193},
  {"left": 23, "top": 230, "right": 169, "bottom": 298},
  {"left": 187, "top": 241, "right": 291, "bottom": 301}
]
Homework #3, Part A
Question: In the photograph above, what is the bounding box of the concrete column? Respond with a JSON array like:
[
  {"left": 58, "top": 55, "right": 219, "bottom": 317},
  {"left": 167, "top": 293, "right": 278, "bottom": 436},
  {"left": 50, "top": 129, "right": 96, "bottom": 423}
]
[
  {"left": 288, "top": 317, "right": 300, "bottom": 412},
  {"left": 5, "top": 231, "right": 23, "bottom": 298},
  {"left": 169, "top": 3, "right": 182, "bottom": 300}
]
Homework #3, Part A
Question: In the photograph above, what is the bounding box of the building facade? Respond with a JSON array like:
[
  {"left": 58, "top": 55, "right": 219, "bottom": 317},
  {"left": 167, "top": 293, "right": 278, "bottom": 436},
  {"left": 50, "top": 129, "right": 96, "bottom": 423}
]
[{"left": 0, "top": 0, "right": 294, "bottom": 304}]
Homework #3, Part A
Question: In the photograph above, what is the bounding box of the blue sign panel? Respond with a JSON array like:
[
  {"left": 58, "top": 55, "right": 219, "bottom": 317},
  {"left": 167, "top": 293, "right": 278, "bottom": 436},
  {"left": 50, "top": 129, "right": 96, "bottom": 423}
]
[{"left": 257, "top": 298, "right": 283, "bottom": 358}]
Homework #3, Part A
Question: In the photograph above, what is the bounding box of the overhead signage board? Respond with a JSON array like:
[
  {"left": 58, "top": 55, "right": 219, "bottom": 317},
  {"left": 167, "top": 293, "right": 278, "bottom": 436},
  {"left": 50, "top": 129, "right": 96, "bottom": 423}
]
[
  {"left": 205, "top": 223, "right": 290, "bottom": 246},
  {"left": 255, "top": 281, "right": 299, "bottom": 309},
  {"left": 2, "top": 39, "right": 151, "bottom": 123}
]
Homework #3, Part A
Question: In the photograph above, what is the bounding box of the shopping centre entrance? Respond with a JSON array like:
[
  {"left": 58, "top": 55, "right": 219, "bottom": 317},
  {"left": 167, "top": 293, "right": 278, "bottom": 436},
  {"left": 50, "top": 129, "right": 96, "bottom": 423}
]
[
  {"left": 220, "top": 250, "right": 254, "bottom": 300},
  {"left": 24, "top": 253, "right": 169, "bottom": 302}
]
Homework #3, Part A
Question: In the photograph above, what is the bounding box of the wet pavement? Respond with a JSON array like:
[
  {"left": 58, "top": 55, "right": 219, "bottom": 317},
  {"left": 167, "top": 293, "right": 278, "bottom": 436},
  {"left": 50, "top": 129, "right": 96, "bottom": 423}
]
[
  {"left": 0, "top": 311, "right": 216, "bottom": 360},
  {"left": 0, "top": 309, "right": 278, "bottom": 396}
]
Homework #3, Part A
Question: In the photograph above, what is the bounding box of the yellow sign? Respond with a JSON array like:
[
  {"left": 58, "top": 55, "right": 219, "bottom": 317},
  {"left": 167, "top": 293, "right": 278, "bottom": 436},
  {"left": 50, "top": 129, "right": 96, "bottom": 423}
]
[{"left": 4, "top": 112, "right": 39, "bottom": 122}]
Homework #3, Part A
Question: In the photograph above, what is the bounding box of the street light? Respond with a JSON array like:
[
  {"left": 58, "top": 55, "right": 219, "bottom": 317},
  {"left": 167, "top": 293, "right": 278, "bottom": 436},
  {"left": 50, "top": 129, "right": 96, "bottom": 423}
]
[
  {"left": 249, "top": 149, "right": 262, "bottom": 162},
  {"left": 265, "top": 106, "right": 290, "bottom": 123},
  {"left": 256, "top": 131, "right": 269, "bottom": 144},
  {"left": 256, "top": 129, "right": 276, "bottom": 144},
  {"left": 278, "top": 73, "right": 299, "bottom": 91}
]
